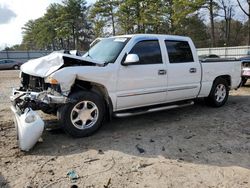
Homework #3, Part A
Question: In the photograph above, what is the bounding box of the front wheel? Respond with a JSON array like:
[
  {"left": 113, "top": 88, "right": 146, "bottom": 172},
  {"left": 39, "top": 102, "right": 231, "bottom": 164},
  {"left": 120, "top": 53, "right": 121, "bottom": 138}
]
[
  {"left": 57, "top": 91, "right": 105, "bottom": 137},
  {"left": 205, "top": 78, "right": 229, "bottom": 107}
]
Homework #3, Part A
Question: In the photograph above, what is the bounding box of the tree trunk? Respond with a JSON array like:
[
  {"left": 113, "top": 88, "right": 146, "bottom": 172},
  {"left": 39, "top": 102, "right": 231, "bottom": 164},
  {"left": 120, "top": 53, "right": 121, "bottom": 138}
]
[
  {"left": 249, "top": 3, "right": 250, "bottom": 45},
  {"left": 72, "top": 24, "right": 76, "bottom": 50},
  {"left": 110, "top": 3, "right": 116, "bottom": 36},
  {"left": 237, "top": 0, "right": 250, "bottom": 45},
  {"left": 111, "top": 13, "right": 116, "bottom": 36},
  {"left": 209, "top": 0, "right": 215, "bottom": 47},
  {"left": 60, "top": 38, "right": 64, "bottom": 49}
]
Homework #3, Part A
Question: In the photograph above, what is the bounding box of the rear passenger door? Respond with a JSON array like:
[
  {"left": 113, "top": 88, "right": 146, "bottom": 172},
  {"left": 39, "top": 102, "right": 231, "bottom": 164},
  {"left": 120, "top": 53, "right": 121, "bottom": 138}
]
[
  {"left": 116, "top": 40, "right": 168, "bottom": 110},
  {"left": 165, "top": 40, "right": 201, "bottom": 102}
]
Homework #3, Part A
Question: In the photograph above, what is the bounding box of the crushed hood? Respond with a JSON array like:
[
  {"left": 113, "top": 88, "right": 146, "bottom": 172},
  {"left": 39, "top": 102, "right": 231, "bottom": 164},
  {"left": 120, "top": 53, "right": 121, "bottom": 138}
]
[{"left": 21, "top": 52, "right": 105, "bottom": 78}]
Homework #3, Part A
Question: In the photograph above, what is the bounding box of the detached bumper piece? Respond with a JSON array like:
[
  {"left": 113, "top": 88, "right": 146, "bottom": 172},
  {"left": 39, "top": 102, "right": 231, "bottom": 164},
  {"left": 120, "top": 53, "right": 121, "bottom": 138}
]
[
  {"left": 10, "top": 89, "right": 69, "bottom": 151},
  {"left": 11, "top": 106, "right": 44, "bottom": 151}
]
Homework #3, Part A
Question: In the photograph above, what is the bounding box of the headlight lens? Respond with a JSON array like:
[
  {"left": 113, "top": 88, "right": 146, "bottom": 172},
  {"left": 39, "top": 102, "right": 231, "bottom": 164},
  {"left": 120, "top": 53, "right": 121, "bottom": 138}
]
[{"left": 45, "top": 77, "right": 59, "bottom": 85}]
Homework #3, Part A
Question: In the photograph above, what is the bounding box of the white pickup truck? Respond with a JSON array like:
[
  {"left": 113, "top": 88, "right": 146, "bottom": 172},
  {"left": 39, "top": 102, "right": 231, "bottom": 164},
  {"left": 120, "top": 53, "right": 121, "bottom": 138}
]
[{"left": 11, "top": 34, "right": 242, "bottom": 142}]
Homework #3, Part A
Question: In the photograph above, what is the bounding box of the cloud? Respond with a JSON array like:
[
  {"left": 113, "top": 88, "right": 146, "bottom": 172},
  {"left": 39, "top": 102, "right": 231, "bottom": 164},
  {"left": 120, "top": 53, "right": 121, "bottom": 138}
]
[{"left": 0, "top": 5, "right": 16, "bottom": 24}]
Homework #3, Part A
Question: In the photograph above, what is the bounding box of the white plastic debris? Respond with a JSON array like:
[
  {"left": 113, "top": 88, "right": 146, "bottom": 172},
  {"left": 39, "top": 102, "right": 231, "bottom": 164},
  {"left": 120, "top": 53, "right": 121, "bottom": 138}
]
[{"left": 11, "top": 107, "right": 44, "bottom": 151}]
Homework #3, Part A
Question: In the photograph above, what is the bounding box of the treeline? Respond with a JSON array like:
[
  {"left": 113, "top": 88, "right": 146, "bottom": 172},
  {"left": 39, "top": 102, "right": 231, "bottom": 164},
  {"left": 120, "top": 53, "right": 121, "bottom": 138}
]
[{"left": 10, "top": 0, "right": 250, "bottom": 51}]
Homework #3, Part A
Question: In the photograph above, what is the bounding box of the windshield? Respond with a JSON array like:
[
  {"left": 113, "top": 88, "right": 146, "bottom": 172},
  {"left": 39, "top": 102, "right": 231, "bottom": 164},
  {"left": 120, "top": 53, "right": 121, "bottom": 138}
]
[{"left": 84, "top": 37, "right": 130, "bottom": 64}]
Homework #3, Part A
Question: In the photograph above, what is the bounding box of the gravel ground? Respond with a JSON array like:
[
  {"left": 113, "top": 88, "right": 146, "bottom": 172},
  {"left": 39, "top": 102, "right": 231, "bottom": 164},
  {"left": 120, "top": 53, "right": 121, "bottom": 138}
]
[{"left": 0, "top": 70, "right": 250, "bottom": 188}]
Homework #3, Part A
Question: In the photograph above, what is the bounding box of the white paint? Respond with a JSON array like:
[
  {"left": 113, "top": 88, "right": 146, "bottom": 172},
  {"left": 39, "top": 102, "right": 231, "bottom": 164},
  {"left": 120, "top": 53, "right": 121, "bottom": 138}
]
[
  {"left": 11, "top": 107, "right": 44, "bottom": 151},
  {"left": 20, "top": 52, "right": 105, "bottom": 78},
  {"left": 20, "top": 34, "right": 242, "bottom": 112}
]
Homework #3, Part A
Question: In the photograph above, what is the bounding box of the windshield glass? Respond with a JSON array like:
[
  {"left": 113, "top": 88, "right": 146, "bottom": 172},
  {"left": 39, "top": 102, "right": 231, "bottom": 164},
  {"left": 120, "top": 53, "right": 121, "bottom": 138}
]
[{"left": 84, "top": 37, "right": 130, "bottom": 63}]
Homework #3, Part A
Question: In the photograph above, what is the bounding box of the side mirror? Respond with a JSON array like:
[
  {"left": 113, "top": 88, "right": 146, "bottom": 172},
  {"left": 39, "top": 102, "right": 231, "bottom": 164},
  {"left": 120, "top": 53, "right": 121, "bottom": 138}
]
[{"left": 122, "top": 54, "right": 139, "bottom": 66}]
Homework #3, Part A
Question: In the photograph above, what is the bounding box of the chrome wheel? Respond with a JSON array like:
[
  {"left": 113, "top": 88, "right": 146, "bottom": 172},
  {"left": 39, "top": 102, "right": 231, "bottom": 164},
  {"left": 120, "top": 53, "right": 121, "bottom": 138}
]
[
  {"left": 215, "top": 84, "right": 226, "bottom": 103},
  {"left": 70, "top": 101, "right": 99, "bottom": 130}
]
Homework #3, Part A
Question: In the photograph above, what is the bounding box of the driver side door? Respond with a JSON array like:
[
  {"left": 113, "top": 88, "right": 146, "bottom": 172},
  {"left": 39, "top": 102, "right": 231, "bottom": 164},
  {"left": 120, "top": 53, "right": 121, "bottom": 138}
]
[{"left": 116, "top": 40, "right": 168, "bottom": 110}]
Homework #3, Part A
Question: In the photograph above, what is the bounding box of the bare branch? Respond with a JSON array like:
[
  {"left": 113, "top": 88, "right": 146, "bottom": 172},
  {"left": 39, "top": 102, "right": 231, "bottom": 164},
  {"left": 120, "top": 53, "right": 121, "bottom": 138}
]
[{"left": 237, "top": 0, "right": 249, "bottom": 16}]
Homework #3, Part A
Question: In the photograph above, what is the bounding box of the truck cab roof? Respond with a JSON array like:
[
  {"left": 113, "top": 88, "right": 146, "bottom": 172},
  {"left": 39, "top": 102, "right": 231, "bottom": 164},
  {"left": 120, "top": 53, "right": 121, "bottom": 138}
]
[{"left": 112, "top": 34, "right": 191, "bottom": 41}]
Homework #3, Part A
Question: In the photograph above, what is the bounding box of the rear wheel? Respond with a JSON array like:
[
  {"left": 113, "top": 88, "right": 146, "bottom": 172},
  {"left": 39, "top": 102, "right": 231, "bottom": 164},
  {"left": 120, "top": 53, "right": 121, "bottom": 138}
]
[
  {"left": 58, "top": 91, "right": 105, "bottom": 137},
  {"left": 241, "top": 77, "right": 248, "bottom": 86},
  {"left": 205, "top": 78, "right": 229, "bottom": 107}
]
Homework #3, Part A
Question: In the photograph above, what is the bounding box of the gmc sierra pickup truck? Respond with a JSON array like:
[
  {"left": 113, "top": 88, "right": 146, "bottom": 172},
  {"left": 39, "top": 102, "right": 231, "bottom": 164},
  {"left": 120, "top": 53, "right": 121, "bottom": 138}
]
[{"left": 11, "top": 34, "right": 242, "bottom": 144}]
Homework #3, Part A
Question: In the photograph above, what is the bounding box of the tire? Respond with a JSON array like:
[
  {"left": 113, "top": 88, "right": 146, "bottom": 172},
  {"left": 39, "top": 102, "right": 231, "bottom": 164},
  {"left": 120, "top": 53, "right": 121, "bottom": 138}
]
[
  {"left": 13, "top": 65, "right": 19, "bottom": 70},
  {"left": 241, "top": 78, "right": 248, "bottom": 86},
  {"left": 57, "top": 91, "right": 105, "bottom": 137},
  {"left": 205, "top": 78, "right": 229, "bottom": 107}
]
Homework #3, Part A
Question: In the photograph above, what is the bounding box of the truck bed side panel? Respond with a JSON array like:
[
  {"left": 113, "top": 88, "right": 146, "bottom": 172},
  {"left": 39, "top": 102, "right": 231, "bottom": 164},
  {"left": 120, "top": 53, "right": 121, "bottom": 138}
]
[{"left": 198, "top": 61, "right": 241, "bottom": 97}]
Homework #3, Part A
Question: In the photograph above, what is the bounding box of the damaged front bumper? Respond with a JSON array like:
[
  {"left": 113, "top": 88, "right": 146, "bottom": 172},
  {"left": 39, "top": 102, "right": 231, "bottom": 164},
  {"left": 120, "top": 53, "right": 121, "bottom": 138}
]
[
  {"left": 10, "top": 89, "right": 69, "bottom": 151},
  {"left": 10, "top": 106, "right": 44, "bottom": 151},
  {"left": 10, "top": 89, "right": 69, "bottom": 106}
]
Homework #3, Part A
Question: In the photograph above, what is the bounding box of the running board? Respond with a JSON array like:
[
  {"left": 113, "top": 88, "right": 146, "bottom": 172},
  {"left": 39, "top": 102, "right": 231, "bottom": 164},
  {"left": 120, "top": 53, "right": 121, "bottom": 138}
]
[{"left": 114, "top": 101, "right": 194, "bottom": 118}]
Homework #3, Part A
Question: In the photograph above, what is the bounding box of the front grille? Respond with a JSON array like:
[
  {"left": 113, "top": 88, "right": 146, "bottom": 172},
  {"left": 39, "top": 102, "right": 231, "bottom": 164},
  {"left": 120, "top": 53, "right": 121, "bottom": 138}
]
[{"left": 21, "top": 73, "right": 48, "bottom": 91}]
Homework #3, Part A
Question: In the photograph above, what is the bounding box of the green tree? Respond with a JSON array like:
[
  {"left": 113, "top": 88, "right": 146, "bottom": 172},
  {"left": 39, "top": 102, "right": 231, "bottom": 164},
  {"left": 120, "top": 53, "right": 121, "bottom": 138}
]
[
  {"left": 162, "top": 0, "right": 204, "bottom": 34},
  {"left": 22, "top": 20, "right": 37, "bottom": 50},
  {"left": 175, "top": 14, "right": 210, "bottom": 48},
  {"left": 59, "top": 0, "right": 90, "bottom": 49},
  {"left": 117, "top": 0, "right": 165, "bottom": 34},
  {"left": 22, "top": 0, "right": 91, "bottom": 50},
  {"left": 203, "top": 0, "right": 220, "bottom": 47},
  {"left": 90, "top": 0, "right": 119, "bottom": 36},
  {"left": 237, "top": 0, "right": 250, "bottom": 45}
]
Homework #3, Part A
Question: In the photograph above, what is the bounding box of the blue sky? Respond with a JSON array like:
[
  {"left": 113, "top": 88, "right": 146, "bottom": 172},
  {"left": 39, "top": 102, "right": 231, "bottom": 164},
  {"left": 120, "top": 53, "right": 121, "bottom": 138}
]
[{"left": 0, "top": 0, "right": 96, "bottom": 50}]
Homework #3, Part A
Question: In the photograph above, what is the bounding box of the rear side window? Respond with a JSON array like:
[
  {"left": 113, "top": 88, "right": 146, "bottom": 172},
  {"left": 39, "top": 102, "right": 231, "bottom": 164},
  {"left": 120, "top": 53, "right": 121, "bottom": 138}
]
[
  {"left": 129, "top": 40, "right": 163, "bottom": 64},
  {"left": 165, "top": 40, "right": 194, "bottom": 63}
]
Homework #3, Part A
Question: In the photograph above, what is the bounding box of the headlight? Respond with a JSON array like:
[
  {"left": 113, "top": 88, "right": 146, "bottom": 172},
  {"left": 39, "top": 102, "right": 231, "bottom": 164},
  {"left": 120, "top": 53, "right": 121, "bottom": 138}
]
[{"left": 45, "top": 77, "right": 59, "bottom": 85}]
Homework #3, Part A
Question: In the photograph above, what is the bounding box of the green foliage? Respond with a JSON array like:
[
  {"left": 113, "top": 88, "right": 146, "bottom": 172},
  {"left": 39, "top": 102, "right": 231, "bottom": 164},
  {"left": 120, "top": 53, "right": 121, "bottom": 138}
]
[
  {"left": 89, "top": 0, "right": 119, "bottom": 36},
  {"left": 19, "top": 0, "right": 249, "bottom": 50},
  {"left": 22, "top": 0, "right": 91, "bottom": 50},
  {"left": 175, "top": 14, "right": 210, "bottom": 48}
]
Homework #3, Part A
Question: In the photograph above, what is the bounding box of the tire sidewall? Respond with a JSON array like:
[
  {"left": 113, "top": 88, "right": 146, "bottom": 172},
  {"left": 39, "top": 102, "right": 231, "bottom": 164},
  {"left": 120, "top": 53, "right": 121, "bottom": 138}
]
[
  {"left": 241, "top": 77, "right": 247, "bottom": 86},
  {"left": 13, "top": 65, "right": 19, "bottom": 70},
  {"left": 58, "top": 91, "right": 105, "bottom": 137},
  {"left": 208, "top": 78, "right": 229, "bottom": 107}
]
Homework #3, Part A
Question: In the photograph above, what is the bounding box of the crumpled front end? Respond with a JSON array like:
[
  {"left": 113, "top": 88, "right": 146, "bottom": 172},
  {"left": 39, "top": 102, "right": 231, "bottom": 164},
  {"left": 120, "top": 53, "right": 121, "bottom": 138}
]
[
  {"left": 10, "top": 72, "right": 70, "bottom": 151},
  {"left": 10, "top": 52, "right": 105, "bottom": 151}
]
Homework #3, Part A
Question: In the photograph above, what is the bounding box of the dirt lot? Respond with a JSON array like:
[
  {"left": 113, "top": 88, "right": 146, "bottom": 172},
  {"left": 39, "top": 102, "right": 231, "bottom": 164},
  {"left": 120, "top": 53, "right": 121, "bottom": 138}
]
[{"left": 0, "top": 70, "right": 250, "bottom": 188}]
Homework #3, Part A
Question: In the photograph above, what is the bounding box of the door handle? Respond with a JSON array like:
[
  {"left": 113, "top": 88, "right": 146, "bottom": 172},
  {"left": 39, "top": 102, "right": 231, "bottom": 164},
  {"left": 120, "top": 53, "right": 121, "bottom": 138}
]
[
  {"left": 189, "top": 68, "right": 197, "bottom": 73},
  {"left": 158, "top": 70, "right": 167, "bottom": 75}
]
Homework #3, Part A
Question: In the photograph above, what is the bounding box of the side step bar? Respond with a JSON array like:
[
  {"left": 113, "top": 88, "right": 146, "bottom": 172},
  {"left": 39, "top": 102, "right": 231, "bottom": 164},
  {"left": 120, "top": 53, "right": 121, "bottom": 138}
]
[{"left": 114, "top": 101, "right": 194, "bottom": 118}]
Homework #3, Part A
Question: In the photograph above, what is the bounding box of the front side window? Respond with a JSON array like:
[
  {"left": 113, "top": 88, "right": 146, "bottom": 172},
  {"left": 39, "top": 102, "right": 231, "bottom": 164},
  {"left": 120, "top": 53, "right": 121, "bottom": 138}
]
[
  {"left": 165, "top": 40, "right": 194, "bottom": 63},
  {"left": 6, "top": 60, "right": 13, "bottom": 63},
  {"left": 129, "top": 40, "right": 163, "bottom": 64}
]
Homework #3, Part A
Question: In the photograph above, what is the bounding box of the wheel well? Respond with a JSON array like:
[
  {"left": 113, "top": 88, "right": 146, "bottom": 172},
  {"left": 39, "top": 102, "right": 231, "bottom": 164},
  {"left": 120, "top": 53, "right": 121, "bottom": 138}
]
[
  {"left": 71, "top": 79, "right": 113, "bottom": 120},
  {"left": 214, "top": 75, "right": 231, "bottom": 87}
]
